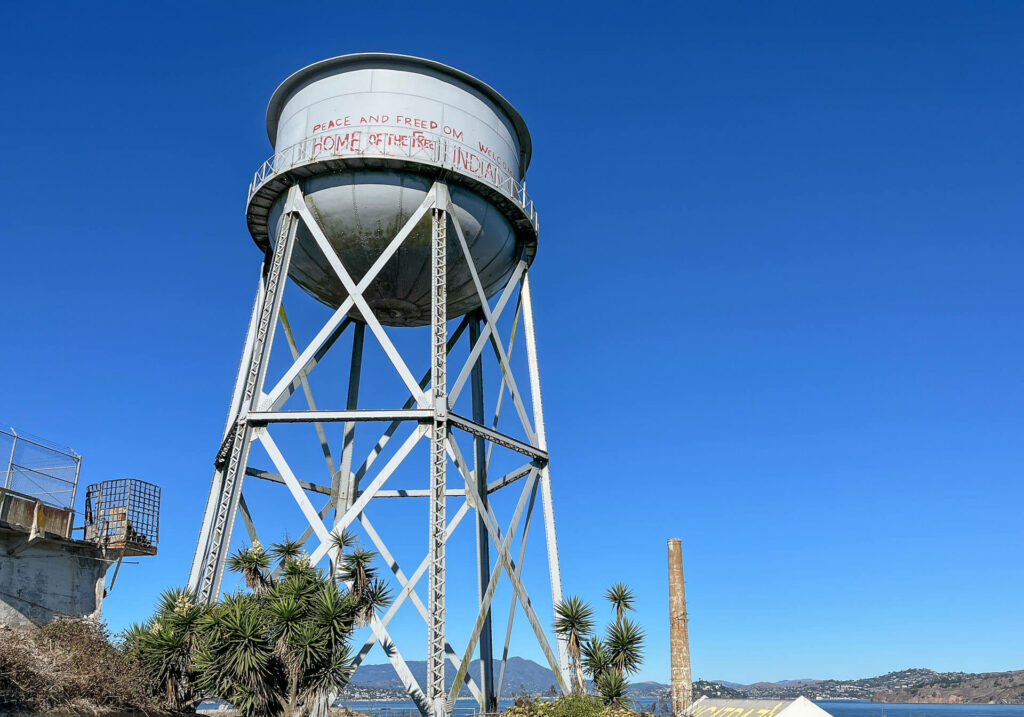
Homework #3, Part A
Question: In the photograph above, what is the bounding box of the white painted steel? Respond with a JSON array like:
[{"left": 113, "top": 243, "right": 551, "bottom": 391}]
[{"left": 521, "top": 273, "right": 573, "bottom": 688}]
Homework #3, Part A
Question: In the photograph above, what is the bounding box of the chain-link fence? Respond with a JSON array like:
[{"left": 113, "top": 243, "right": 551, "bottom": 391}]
[{"left": 0, "top": 427, "right": 81, "bottom": 510}]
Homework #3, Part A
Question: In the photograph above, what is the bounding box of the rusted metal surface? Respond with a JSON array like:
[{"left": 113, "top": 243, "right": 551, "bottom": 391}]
[
  {"left": 83, "top": 479, "right": 160, "bottom": 557},
  {"left": 668, "top": 538, "right": 692, "bottom": 715}
]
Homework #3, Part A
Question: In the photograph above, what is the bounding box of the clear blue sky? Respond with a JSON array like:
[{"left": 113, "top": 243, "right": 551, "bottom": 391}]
[{"left": 2, "top": 1, "right": 1022, "bottom": 686}]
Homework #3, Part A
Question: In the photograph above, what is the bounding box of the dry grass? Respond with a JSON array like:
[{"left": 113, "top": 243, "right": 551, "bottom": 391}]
[{"left": 0, "top": 619, "right": 163, "bottom": 714}]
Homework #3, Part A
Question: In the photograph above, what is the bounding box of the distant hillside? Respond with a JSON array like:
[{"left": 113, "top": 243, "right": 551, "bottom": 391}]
[
  {"left": 708, "top": 668, "right": 1024, "bottom": 704},
  {"left": 874, "top": 670, "right": 1024, "bottom": 704},
  {"left": 711, "top": 680, "right": 745, "bottom": 689},
  {"left": 694, "top": 680, "right": 745, "bottom": 699},
  {"left": 347, "top": 660, "right": 1024, "bottom": 704}
]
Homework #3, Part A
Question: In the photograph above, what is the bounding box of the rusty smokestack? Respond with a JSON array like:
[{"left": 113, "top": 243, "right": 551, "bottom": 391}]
[{"left": 667, "top": 538, "right": 692, "bottom": 715}]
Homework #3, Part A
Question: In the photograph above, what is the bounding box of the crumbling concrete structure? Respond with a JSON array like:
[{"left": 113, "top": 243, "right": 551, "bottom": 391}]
[{"left": 0, "top": 489, "right": 109, "bottom": 628}]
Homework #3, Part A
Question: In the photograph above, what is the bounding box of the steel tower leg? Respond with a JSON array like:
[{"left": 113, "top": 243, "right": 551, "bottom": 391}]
[
  {"left": 331, "top": 321, "right": 364, "bottom": 578},
  {"left": 428, "top": 200, "right": 448, "bottom": 717},
  {"left": 338, "top": 322, "right": 365, "bottom": 512},
  {"left": 520, "top": 271, "right": 572, "bottom": 690},
  {"left": 189, "top": 184, "right": 302, "bottom": 602},
  {"left": 189, "top": 269, "right": 266, "bottom": 593},
  {"left": 470, "top": 311, "right": 495, "bottom": 711}
]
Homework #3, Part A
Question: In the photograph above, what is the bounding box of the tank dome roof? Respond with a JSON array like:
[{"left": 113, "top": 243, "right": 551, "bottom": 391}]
[{"left": 265, "top": 53, "right": 533, "bottom": 175}]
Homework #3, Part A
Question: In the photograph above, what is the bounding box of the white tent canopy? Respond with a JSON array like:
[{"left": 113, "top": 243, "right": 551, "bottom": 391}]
[{"left": 686, "top": 697, "right": 834, "bottom": 717}]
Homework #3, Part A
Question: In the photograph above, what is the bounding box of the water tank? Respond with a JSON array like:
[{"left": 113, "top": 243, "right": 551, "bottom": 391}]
[{"left": 245, "top": 53, "right": 539, "bottom": 327}]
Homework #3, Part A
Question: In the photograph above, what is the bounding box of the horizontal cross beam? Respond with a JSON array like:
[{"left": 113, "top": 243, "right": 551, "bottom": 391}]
[
  {"left": 247, "top": 409, "right": 433, "bottom": 424},
  {"left": 448, "top": 413, "right": 548, "bottom": 462}
]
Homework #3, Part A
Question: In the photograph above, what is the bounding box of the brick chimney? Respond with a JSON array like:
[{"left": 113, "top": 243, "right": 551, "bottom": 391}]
[{"left": 668, "top": 538, "right": 692, "bottom": 715}]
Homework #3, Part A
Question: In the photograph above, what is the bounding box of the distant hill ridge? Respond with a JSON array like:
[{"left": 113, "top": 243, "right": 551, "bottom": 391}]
[
  {"left": 349, "top": 660, "right": 1024, "bottom": 703},
  {"left": 707, "top": 668, "right": 1024, "bottom": 704}
]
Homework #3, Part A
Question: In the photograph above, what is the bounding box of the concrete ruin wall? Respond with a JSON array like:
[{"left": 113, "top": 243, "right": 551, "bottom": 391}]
[{"left": 0, "top": 528, "right": 108, "bottom": 628}]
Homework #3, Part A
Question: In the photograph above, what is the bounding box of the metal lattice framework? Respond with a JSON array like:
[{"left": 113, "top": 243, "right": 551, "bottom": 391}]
[
  {"left": 83, "top": 478, "right": 160, "bottom": 555},
  {"left": 188, "top": 180, "right": 570, "bottom": 716}
]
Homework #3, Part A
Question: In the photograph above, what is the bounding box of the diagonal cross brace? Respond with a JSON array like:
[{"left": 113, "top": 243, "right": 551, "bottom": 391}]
[
  {"left": 359, "top": 512, "right": 484, "bottom": 705},
  {"left": 295, "top": 197, "right": 428, "bottom": 408},
  {"left": 255, "top": 427, "right": 429, "bottom": 712},
  {"left": 260, "top": 187, "right": 436, "bottom": 412},
  {"left": 449, "top": 259, "right": 527, "bottom": 406},
  {"left": 447, "top": 204, "right": 537, "bottom": 446},
  {"left": 445, "top": 460, "right": 540, "bottom": 705},
  {"left": 305, "top": 425, "right": 428, "bottom": 567},
  {"left": 496, "top": 478, "right": 539, "bottom": 700},
  {"left": 446, "top": 435, "right": 568, "bottom": 694},
  {"left": 349, "top": 500, "right": 472, "bottom": 671}
]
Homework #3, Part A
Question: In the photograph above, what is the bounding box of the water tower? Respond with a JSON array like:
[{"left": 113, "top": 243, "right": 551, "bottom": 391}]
[{"left": 187, "top": 54, "right": 569, "bottom": 716}]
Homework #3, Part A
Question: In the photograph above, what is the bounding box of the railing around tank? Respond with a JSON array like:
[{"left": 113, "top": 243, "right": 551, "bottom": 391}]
[{"left": 247, "top": 126, "right": 539, "bottom": 231}]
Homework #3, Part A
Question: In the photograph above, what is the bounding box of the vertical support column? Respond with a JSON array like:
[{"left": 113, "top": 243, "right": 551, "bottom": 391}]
[
  {"left": 338, "top": 323, "right": 365, "bottom": 511},
  {"left": 520, "top": 271, "right": 572, "bottom": 690},
  {"left": 68, "top": 452, "right": 82, "bottom": 518},
  {"left": 193, "top": 184, "right": 303, "bottom": 604},
  {"left": 189, "top": 269, "right": 266, "bottom": 593},
  {"left": 332, "top": 322, "right": 365, "bottom": 577},
  {"left": 470, "top": 312, "right": 495, "bottom": 711},
  {"left": 668, "top": 538, "right": 692, "bottom": 715},
  {"left": 428, "top": 190, "right": 449, "bottom": 717},
  {"left": 4, "top": 431, "right": 17, "bottom": 490}
]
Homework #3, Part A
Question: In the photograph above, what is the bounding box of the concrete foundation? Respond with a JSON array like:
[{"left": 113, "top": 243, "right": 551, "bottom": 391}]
[{"left": 0, "top": 524, "right": 109, "bottom": 628}]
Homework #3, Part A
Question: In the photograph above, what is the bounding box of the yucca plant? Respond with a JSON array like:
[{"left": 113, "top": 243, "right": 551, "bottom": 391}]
[
  {"left": 123, "top": 587, "right": 208, "bottom": 710},
  {"left": 605, "top": 583, "right": 636, "bottom": 623},
  {"left": 558, "top": 583, "right": 646, "bottom": 706},
  {"left": 597, "top": 671, "right": 631, "bottom": 707},
  {"left": 227, "top": 543, "right": 271, "bottom": 594},
  {"left": 553, "top": 595, "right": 595, "bottom": 696},
  {"left": 581, "top": 635, "right": 613, "bottom": 684},
  {"left": 268, "top": 538, "right": 305, "bottom": 566},
  {"left": 128, "top": 535, "right": 379, "bottom": 715},
  {"left": 605, "top": 617, "right": 644, "bottom": 678},
  {"left": 340, "top": 547, "right": 384, "bottom": 626}
]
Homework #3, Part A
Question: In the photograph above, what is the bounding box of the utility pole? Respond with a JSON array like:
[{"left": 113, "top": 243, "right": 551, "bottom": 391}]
[{"left": 668, "top": 538, "right": 692, "bottom": 715}]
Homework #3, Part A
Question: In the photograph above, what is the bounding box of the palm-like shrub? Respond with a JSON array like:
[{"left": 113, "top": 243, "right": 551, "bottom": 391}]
[
  {"left": 581, "top": 636, "right": 612, "bottom": 684},
  {"left": 605, "top": 617, "right": 644, "bottom": 678},
  {"left": 604, "top": 583, "right": 636, "bottom": 623},
  {"left": 562, "top": 583, "right": 645, "bottom": 706},
  {"left": 227, "top": 543, "right": 271, "bottom": 594},
  {"left": 123, "top": 587, "right": 208, "bottom": 709},
  {"left": 128, "top": 537, "right": 389, "bottom": 716},
  {"left": 268, "top": 538, "right": 305, "bottom": 566},
  {"left": 553, "top": 595, "right": 595, "bottom": 696},
  {"left": 596, "top": 671, "right": 630, "bottom": 708}
]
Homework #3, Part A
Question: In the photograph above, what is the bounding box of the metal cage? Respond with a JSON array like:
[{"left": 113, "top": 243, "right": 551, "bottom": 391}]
[{"left": 83, "top": 479, "right": 160, "bottom": 555}]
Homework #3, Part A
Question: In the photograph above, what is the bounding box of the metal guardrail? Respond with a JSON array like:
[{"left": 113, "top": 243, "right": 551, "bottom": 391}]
[{"left": 248, "top": 126, "right": 539, "bottom": 231}]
